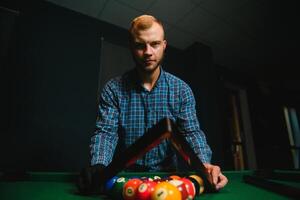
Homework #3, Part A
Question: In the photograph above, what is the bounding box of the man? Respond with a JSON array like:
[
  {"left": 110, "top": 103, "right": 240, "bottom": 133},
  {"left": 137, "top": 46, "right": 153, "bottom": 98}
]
[{"left": 83, "top": 15, "right": 227, "bottom": 193}]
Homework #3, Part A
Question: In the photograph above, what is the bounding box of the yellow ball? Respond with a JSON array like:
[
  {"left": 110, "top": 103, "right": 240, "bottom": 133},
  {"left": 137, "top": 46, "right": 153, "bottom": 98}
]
[
  {"left": 189, "top": 175, "right": 205, "bottom": 194},
  {"left": 151, "top": 181, "right": 181, "bottom": 200}
]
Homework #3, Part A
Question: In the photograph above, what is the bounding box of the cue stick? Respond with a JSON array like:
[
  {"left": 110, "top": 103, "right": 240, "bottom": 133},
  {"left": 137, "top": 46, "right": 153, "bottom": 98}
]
[
  {"left": 244, "top": 174, "right": 300, "bottom": 199},
  {"left": 254, "top": 169, "right": 300, "bottom": 182}
]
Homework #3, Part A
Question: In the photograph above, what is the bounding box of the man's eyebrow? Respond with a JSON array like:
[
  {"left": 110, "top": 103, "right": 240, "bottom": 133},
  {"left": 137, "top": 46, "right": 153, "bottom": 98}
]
[{"left": 151, "top": 41, "right": 162, "bottom": 44}]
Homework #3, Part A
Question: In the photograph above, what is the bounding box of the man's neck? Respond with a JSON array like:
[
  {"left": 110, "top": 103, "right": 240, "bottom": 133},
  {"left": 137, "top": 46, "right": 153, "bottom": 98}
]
[{"left": 137, "top": 66, "right": 161, "bottom": 91}]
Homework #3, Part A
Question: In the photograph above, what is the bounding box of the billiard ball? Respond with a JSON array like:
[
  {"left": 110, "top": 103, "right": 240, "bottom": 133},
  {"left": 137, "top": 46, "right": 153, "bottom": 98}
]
[
  {"left": 152, "top": 175, "right": 162, "bottom": 180},
  {"left": 153, "top": 176, "right": 164, "bottom": 184},
  {"left": 187, "top": 176, "right": 200, "bottom": 196},
  {"left": 168, "top": 179, "right": 191, "bottom": 200},
  {"left": 169, "top": 175, "right": 181, "bottom": 180},
  {"left": 151, "top": 181, "right": 181, "bottom": 200},
  {"left": 122, "top": 178, "right": 143, "bottom": 200},
  {"left": 109, "top": 177, "right": 128, "bottom": 199},
  {"left": 160, "top": 177, "right": 172, "bottom": 182},
  {"left": 136, "top": 180, "right": 157, "bottom": 200},
  {"left": 140, "top": 176, "right": 154, "bottom": 182},
  {"left": 180, "top": 177, "right": 196, "bottom": 198},
  {"left": 189, "top": 175, "right": 204, "bottom": 194},
  {"left": 104, "top": 176, "right": 118, "bottom": 192}
]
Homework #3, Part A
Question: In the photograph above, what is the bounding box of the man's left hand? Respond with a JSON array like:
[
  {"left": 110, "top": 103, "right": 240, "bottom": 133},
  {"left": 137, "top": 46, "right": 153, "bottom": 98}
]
[{"left": 203, "top": 163, "right": 228, "bottom": 190}]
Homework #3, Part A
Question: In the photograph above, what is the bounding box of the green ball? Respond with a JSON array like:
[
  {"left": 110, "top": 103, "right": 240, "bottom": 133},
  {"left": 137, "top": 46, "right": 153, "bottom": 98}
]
[
  {"left": 151, "top": 175, "right": 162, "bottom": 180},
  {"left": 109, "top": 177, "right": 128, "bottom": 199}
]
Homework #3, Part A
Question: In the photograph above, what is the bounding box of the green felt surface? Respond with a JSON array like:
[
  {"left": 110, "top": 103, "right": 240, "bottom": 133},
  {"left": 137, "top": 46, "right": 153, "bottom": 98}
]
[{"left": 0, "top": 171, "right": 296, "bottom": 200}]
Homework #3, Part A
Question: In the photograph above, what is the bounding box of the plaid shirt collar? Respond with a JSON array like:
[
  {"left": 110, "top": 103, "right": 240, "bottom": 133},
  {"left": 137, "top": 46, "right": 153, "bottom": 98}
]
[{"left": 128, "top": 66, "right": 165, "bottom": 92}]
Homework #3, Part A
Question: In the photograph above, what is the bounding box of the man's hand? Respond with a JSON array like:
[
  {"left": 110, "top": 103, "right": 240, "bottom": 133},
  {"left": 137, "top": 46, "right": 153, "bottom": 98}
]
[{"left": 203, "top": 163, "right": 228, "bottom": 190}]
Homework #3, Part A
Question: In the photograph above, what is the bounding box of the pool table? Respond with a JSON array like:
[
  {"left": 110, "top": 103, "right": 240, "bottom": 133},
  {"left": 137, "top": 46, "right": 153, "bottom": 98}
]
[{"left": 0, "top": 170, "right": 299, "bottom": 199}]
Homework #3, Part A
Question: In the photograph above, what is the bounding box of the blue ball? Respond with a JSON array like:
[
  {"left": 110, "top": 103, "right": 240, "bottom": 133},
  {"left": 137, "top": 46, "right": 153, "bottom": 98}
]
[{"left": 105, "top": 176, "right": 118, "bottom": 192}]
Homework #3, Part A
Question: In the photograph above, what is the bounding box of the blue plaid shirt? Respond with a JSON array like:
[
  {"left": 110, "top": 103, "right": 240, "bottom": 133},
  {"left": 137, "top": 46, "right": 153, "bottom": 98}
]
[{"left": 90, "top": 67, "right": 212, "bottom": 171}]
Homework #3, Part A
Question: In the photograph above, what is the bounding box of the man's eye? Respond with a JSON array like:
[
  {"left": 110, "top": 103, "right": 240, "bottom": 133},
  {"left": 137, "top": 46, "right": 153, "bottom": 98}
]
[
  {"left": 134, "top": 43, "right": 145, "bottom": 49},
  {"left": 151, "top": 42, "right": 161, "bottom": 48}
]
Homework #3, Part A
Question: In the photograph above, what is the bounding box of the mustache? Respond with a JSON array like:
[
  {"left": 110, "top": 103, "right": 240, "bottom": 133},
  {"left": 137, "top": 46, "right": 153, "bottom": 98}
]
[
  {"left": 131, "top": 53, "right": 165, "bottom": 65},
  {"left": 144, "top": 59, "right": 156, "bottom": 62}
]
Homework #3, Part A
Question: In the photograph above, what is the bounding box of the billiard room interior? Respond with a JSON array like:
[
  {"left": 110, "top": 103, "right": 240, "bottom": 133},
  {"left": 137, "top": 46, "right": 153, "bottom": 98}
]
[{"left": 0, "top": 0, "right": 300, "bottom": 199}]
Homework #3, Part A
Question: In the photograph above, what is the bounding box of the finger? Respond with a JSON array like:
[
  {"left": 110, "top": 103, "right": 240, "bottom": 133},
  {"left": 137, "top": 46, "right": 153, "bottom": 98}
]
[
  {"left": 216, "top": 173, "right": 228, "bottom": 190},
  {"left": 211, "top": 166, "right": 221, "bottom": 185}
]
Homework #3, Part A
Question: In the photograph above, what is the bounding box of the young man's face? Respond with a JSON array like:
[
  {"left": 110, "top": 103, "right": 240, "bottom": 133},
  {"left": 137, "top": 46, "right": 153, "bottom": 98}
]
[{"left": 130, "top": 22, "right": 167, "bottom": 74}]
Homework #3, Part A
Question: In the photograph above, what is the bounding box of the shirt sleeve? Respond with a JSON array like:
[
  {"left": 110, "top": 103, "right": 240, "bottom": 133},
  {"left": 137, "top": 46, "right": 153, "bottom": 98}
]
[
  {"left": 177, "top": 84, "right": 212, "bottom": 163},
  {"left": 90, "top": 81, "right": 119, "bottom": 166}
]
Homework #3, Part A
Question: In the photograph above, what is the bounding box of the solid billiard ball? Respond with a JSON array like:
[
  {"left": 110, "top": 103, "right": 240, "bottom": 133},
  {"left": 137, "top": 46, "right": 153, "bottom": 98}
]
[
  {"left": 109, "top": 177, "right": 128, "bottom": 199},
  {"left": 136, "top": 180, "right": 157, "bottom": 200},
  {"left": 151, "top": 181, "right": 181, "bottom": 200},
  {"left": 122, "top": 178, "right": 143, "bottom": 200},
  {"left": 180, "top": 177, "right": 196, "bottom": 198},
  {"left": 189, "top": 175, "right": 204, "bottom": 194},
  {"left": 104, "top": 176, "right": 118, "bottom": 192}
]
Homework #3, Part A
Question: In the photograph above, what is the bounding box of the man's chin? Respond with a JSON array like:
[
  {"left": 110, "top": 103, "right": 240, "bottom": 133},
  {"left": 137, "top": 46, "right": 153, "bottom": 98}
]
[{"left": 139, "top": 64, "right": 158, "bottom": 72}]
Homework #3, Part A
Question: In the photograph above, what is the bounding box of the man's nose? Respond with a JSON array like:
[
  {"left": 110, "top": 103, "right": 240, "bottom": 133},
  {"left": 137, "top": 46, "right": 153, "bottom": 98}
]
[{"left": 144, "top": 44, "right": 153, "bottom": 55}]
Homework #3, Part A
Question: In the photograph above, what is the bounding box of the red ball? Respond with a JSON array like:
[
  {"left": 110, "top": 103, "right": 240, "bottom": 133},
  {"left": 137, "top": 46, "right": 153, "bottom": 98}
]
[
  {"left": 136, "top": 180, "right": 157, "bottom": 200},
  {"left": 180, "top": 178, "right": 196, "bottom": 198},
  {"left": 168, "top": 179, "right": 190, "bottom": 200},
  {"left": 122, "top": 178, "right": 143, "bottom": 200}
]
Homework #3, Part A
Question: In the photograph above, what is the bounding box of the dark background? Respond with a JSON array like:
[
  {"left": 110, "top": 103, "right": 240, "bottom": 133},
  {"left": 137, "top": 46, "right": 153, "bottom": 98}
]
[{"left": 0, "top": 0, "right": 299, "bottom": 172}]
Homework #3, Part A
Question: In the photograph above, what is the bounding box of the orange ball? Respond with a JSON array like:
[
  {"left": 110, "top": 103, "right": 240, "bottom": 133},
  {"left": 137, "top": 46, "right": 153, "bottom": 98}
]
[
  {"left": 151, "top": 181, "right": 181, "bottom": 200},
  {"left": 168, "top": 179, "right": 191, "bottom": 200},
  {"left": 169, "top": 175, "right": 181, "bottom": 180}
]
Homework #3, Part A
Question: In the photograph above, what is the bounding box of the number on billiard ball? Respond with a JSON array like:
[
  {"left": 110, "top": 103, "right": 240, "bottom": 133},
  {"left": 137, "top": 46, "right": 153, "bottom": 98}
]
[
  {"left": 122, "top": 178, "right": 143, "bottom": 200},
  {"left": 151, "top": 181, "right": 181, "bottom": 200},
  {"left": 136, "top": 180, "right": 157, "bottom": 200}
]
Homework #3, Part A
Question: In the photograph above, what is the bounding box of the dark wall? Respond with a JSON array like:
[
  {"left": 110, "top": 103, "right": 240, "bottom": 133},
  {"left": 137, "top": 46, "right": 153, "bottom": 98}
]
[
  {"left": 1, "top": 1, "right": 103, "bottom": 171},
  {"left": 247, "top": 84, "right": 294, "bottom": 169},
  {"left": 217, "top": 65, "right": 298, "bottom": 170},
  {"left": 0, "top": 6, "right": 17, "bottom": 140},
  {"left": 183, "top": 43, "right": 225, "bottom": 166}
]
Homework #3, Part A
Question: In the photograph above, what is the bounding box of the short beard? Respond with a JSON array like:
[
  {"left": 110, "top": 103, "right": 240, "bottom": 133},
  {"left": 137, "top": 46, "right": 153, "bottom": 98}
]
[{"left": 133, "top": 53, "right": 165, "bottom": 74}]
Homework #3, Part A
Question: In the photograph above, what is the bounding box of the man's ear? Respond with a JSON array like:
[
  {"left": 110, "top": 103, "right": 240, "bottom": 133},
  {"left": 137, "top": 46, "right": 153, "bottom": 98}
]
[{"left": 163, "top": 39, "right": 167, "bottom": 50}]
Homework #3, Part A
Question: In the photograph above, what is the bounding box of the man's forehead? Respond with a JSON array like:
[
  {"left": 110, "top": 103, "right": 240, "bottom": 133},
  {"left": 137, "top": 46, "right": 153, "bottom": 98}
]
[
  {"left": 132, "top": 24, "right": 165, "bottom": 42},
  {"left": 133, "top": 34, "right": 164, "bottom": 43}
]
